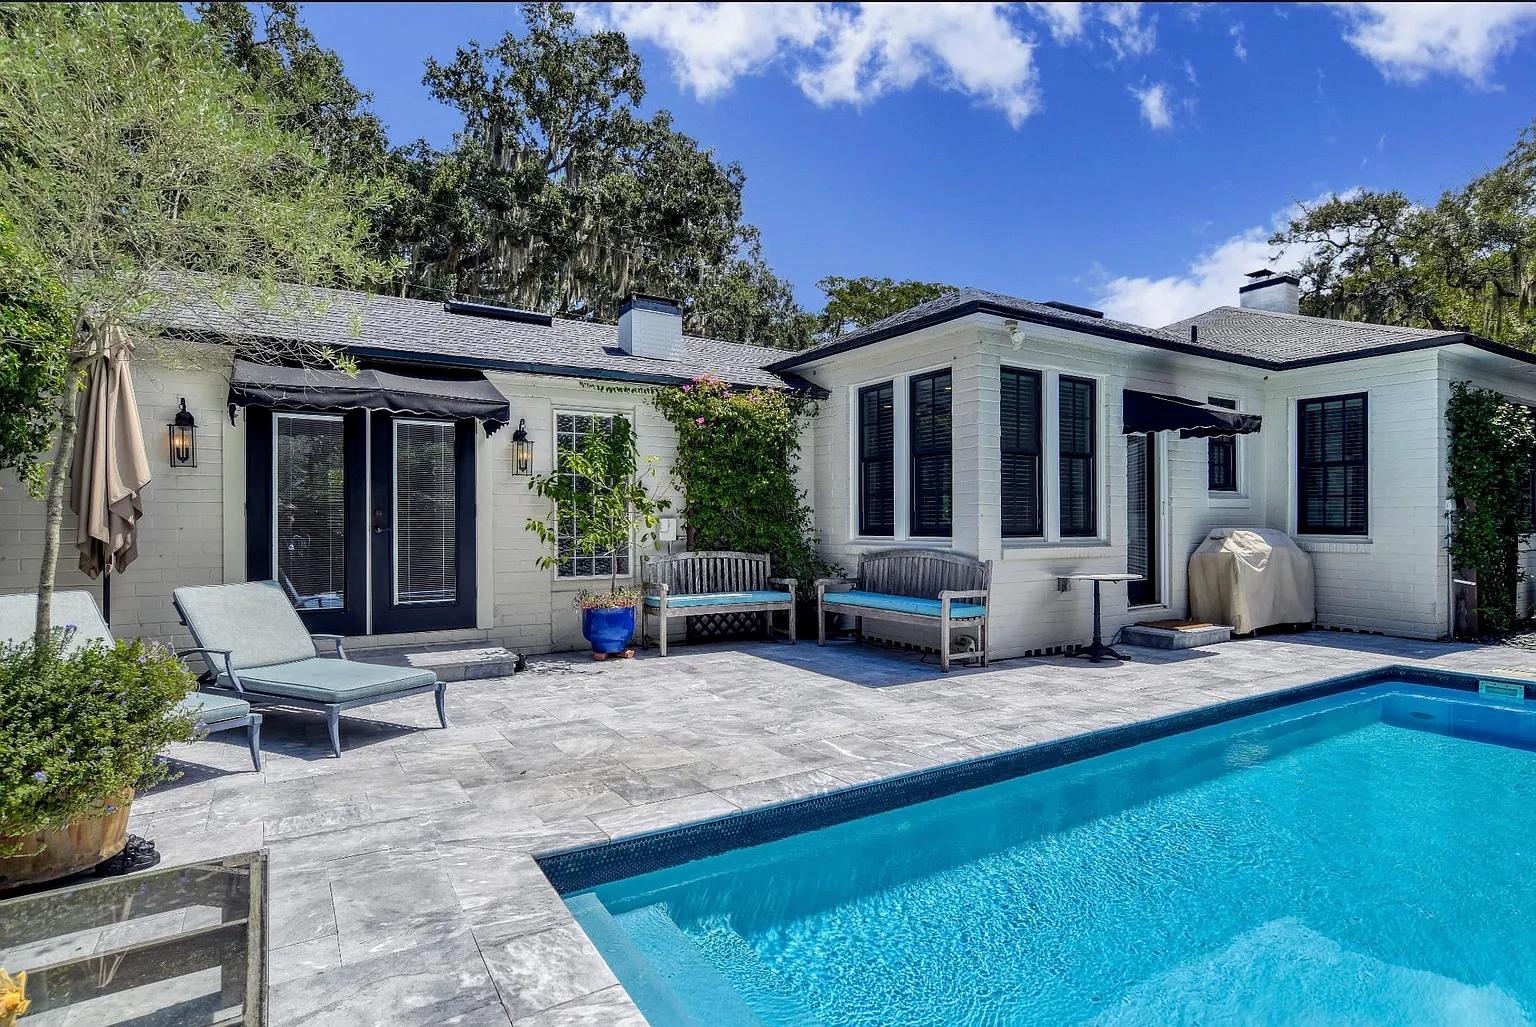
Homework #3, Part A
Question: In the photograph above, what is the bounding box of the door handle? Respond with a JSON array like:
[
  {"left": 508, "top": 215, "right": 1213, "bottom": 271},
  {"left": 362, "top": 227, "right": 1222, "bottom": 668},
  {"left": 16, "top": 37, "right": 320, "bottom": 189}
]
[{"left": 372, "top": 508, "right": 385, "bottom": 534}]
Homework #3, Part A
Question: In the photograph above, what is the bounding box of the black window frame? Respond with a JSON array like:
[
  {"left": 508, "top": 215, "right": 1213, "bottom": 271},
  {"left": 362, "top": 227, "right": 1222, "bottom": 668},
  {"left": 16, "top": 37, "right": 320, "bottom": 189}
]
[
  {"left": 1058, "top": 375, "right": 1098, "bottom": 539},
  {"left": 1207, "top": 396, "right": 1239, "bottom": 493},
  {"left": 857, "top": 381, "right": 895, "bottom": 536},
  {"left": 1001, "top": 366, "right": 1044, "bottom": 538},
  {"left": 1296, "top": 392, "right": 1369, "bottom": 536},
  {"left": 909, "top": 369, "right": 953, "bottom": 538}
]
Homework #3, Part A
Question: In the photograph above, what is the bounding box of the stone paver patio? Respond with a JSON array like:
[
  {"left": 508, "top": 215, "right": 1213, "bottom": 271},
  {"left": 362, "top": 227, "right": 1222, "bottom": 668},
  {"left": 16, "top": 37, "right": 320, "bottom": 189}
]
[{"left": 129, "top": 631, "right": 1529, "bottom": 1025}]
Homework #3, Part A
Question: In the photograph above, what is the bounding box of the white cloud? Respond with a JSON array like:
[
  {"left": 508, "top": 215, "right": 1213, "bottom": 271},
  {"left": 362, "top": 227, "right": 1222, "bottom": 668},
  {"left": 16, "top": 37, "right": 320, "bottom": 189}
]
[
  {"left": 1100, "top": 2, "right": 1157, "bottom": 59},
  {"left": 1026, "top": 2, "right": 1086, "bottom": 41},
  {"left": 797, "top": 4, "right": 1040, "bottom": 126},
  {"left": 1131, "top": 82, "right": 1174, "bottom": 129},
  {"left": 1092, "top": 198, "right": 1340, "bottom": 327},
  {"left": 1330, "top": 2, "right": 1536, "bottom": 84},
  {"left": 588, "top": 2, "right": 1040, "bottom": 126},
  {"left": 1230, "top": 23, "right": 1248, "bottom": 60}
]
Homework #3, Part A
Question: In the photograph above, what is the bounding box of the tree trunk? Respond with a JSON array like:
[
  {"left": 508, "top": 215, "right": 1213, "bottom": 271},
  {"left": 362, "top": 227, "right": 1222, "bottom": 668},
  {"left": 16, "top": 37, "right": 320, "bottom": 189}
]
[{"left": 33, "top": 359, "right": 84, "bottom": 649}]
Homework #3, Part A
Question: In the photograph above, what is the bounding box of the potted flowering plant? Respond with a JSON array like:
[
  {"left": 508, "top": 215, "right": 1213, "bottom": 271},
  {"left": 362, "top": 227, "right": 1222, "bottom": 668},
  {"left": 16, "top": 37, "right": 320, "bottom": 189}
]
[
  {"left": 525, "top": 416, "right": 669, "bottom": 659},
  {"left": 0, "top": 630, "right": 196, "bottom": 889}
]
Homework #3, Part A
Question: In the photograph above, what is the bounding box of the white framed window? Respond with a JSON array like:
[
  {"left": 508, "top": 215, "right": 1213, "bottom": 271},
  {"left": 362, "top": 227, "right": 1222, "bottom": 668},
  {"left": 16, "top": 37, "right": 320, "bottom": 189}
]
[
  {"left": 553, "top": 410, "right": 633, "bottom": 578},
  {"left": 1207, "top": 395, "right": 1241, "bottom": 494}
]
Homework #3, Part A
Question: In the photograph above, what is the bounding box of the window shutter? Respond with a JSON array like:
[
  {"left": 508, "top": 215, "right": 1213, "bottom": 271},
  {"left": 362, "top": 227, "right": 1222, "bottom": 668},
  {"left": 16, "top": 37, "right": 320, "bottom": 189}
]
[
  {"left": 858, "top": 382, "right": 895, "bottom": 535},
  {"left": 909, "top": 370, "right": 953, "bottom": 537},
  {"left": 1297, "top": 393, "right": 1368, "bottom": 534},
  {"left": 1059, "top": 376, "right": 1097, "bottom": 538},
  {"left": 1001, "top": 368, "right": 1043, "bottom": 537}
]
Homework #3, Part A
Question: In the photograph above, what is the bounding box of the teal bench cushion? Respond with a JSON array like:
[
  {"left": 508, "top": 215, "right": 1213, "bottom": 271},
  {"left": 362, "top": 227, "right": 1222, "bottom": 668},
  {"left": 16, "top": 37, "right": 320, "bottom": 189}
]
[
  {"left": 822, "top": 590, "right": 987, "bottom": 620},
  {"left": 645, "top": 590, "right": 793, "bottom": 609},
  {"left": 178, "top": 691, "right": 250, "bottom": 724},
  {"left": 219, "top": 657, "right": 437, "bottom": 704}
]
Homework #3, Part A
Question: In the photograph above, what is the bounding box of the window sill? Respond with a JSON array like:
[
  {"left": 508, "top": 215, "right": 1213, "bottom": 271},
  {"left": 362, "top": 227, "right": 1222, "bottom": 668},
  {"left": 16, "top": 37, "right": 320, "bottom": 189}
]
[
  {"left": 849, "top": 537, "right": 952, "bottom": 548},
  {"left": 1295, "top": 534, "right": 1373, "bottom": 546},
  {"left": 1207, "top": 493, "right": 1250, "bottom": 508},
  {"left": 1002, "top": 540, "right": 1113, "bottom": 560}
]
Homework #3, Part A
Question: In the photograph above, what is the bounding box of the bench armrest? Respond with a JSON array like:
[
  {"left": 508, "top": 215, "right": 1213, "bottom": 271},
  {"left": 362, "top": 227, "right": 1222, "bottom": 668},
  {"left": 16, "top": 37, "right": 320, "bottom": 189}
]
[
  {"left": 815, "top": 577, "right": 855, "bottom": 593},
  {"left": 175, "top": 646, "right": 241, "bottom": 692},
  {"left": 310, "top": 633, "right": 349, "bottom": 660},
  {"left": 767, "top": 577, "right": 797, "bottom": 593},
  {"left": 938, "top": 590, "right": 989, "bottom": 602},
  {"left": 645, "top": 582, "right": 669, "bottom": 600}
]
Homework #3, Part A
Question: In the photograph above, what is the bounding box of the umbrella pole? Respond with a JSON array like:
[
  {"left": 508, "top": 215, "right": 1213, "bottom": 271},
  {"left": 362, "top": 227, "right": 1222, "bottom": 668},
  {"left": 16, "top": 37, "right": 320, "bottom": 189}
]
[{"left": 103, "top": 569, "right": 111, "bottom": 628}]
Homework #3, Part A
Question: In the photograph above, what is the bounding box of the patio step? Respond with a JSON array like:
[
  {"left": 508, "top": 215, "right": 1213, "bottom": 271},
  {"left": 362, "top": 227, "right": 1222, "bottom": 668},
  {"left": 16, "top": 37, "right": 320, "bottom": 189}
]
[
  {"left": 1121, "top": 621, "right": 1232, "bottom": 650},
  {"left": 346, "top": 641, "right": 525, "bottom": 682}
]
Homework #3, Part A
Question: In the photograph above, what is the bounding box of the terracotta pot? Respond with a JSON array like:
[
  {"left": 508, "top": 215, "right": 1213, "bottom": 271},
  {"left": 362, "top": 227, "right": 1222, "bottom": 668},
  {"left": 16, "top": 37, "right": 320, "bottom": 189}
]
[{"left": 0, "top": 792, "right": 132, "bottom": 891}]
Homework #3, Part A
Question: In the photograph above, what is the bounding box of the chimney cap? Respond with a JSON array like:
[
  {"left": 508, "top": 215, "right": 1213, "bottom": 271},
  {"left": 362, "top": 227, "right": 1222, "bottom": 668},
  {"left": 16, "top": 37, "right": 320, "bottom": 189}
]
[
  {"left": 620, "top": 293, "right": 682, "bottom": 315},
  {"left": 1238, "top": 273, "right": 1300, "bottom": 294},
  {"left": 1244, "top": 268, "right": 1277, "bottom": 279}
]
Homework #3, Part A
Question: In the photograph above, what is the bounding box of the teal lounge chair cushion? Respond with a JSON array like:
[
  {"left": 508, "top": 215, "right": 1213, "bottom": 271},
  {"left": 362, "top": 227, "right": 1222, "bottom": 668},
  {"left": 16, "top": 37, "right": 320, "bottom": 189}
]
[
  {"left": 178, "top": 691, "right": 251, "bottom": 724},
  {"left": 0, "top": 591, "right": 113, "bottom": 652},
  {"left": 821, "top": 590, "right": 987, "bottom": 620},
  {"left": 644, "top": 590, "right": 793, "bottom": 609},
  {"left": 219, "top": 657, "right": 437, "bottom": 704},
  {"left": 174, "top": 580, "right": 317, "bottom": 670}
]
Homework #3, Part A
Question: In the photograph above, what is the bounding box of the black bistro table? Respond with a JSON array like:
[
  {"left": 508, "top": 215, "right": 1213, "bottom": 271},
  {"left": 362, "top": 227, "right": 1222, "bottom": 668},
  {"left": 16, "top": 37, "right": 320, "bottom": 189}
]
[
  {"left": 1056, "top": 572, "right": 1143, "bottom": 663},
  {"left": 0, "top": 850, "right": 267, "bottom": 1026}
]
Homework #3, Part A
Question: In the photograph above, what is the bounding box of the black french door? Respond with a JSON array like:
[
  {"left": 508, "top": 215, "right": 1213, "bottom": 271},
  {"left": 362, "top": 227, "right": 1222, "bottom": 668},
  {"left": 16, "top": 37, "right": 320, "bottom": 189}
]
[
  {"left": 369, "top": 414, "right": 477, "bottom": 634},
  {"left": 247, "top": 409, "right": 476, "bottom": 636},
  {"left": 1126, "top": 432, "right": 1159, "bottom": 607}
]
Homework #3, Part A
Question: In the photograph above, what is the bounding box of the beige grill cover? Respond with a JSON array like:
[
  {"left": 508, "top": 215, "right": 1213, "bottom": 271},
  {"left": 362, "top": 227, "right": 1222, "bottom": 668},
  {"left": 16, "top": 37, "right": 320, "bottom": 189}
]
[{"left": 1188, "top": 528, "right": 1314, "bottom": 635}]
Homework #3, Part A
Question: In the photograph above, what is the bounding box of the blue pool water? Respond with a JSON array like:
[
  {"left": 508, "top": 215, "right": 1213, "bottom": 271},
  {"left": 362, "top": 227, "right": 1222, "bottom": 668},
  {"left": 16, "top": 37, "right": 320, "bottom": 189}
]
[{"left": 562, "top": 682, "right": 1536, "bottom": 1025}]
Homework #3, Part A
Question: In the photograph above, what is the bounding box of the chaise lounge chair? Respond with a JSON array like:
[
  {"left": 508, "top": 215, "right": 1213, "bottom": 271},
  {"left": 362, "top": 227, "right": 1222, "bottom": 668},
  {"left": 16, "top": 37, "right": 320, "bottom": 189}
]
[
  {"left": 172, "top": 580, "right": 447, "bottom": 758},
  {"left": 0, "top": 591, "right": 263, "bottom": 771}
]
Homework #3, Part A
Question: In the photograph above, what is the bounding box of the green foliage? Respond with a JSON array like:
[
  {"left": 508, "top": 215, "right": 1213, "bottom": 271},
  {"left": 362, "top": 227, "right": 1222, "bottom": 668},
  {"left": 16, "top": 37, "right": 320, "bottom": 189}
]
[
  {"left": 816, "top": 275, "right": 959, "bottom": 337},
  {"left": 1446, "top": 381, "right": 1536, "bottom": 634},
  {"left": 0, "top": 632, "right": 196, "bottom": 852},
  {"left": 524, "top": 416, "right": 669, "bottom": 602},
  {"left": 0, "top": 211, "right": 69, "bottom": 498},
  {"left": 651, "top": 376, "right": 834, "bottom": 599},
  {"left": 1274, "top": 119, "right": 1536, "bottom": 348}
]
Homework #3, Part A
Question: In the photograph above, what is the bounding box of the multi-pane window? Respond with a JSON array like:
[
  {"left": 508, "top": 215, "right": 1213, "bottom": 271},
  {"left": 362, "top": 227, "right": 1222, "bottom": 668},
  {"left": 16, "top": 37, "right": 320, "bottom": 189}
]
[
  {"left": 1207, "top": 396, "right": 1239, "bottom": 492},
  {"left": 1058, "top": 376, "right": 1097, "bottom": 538},
  {"left": 274, "top": 413, "right": 347, "bottom": 610},
  {"left": 1001, "top": 367, "right": 1043, "bottom": 538},
  {"left": 909, "top": 370, "right": 953, "bottom": 537},
  {"left": 393, "top": 420, "right": 457, "bottom": 604},
  {"left": 555, "top": 412, "right": 631, "bottom": 577},
  {"left": 858, "top": 381, "right": 895, "bottom": 536},
  {"left": 1297, "top": 393, "right": 1368, "bottom": 535}
]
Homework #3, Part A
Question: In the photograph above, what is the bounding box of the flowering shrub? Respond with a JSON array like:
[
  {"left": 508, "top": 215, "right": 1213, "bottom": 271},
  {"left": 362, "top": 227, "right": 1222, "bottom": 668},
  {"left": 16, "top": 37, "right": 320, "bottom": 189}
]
[
  {"left": 573, "top": 586, "right": 643, "bottom": 610},
  {"left": 0, "top": 631, "right": 196, "bottom": 853},
  {"left": 652, "top": 376, "right": 837, "bottom": 597}
]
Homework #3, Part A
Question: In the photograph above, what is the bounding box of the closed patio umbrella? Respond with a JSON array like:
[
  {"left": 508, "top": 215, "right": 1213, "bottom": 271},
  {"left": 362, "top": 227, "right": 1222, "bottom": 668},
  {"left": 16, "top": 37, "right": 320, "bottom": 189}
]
[{"left": 69, "top": 324, "right": 151, "bottom": 626}]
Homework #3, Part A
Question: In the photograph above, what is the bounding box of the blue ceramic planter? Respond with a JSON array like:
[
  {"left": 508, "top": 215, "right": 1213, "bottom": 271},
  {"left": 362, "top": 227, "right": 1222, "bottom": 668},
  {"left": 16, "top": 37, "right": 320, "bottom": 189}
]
[{"left": 582, "top": 606, "right": 635, "bottom": 654}]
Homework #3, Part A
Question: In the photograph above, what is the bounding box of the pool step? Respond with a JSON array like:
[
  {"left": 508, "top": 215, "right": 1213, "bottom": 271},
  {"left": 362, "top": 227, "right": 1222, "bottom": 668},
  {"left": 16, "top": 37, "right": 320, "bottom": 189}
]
[{"left": 1122, "top": 621, "right": 1232, "bottom": 650}]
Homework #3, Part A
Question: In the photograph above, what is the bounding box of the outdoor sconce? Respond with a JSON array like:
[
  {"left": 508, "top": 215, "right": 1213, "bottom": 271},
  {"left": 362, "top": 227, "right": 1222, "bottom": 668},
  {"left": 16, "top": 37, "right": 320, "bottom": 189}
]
[
  {"left": 169, "top": 398, "right": 197, "bottom": 468},
  {"left": 511, "top": 419, "right": 534, "bottom": 475}
]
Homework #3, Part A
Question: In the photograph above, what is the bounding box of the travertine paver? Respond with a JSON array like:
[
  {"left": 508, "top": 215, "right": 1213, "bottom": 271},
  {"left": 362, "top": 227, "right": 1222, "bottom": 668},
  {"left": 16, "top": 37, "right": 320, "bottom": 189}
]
[{"left": 129, "top": 632, "right": 1524, "bottom": 1025}]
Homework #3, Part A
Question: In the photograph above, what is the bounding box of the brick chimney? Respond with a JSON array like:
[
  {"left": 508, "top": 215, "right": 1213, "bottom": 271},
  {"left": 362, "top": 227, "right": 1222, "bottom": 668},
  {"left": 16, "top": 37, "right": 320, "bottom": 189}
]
[
  {"left": 1239, "top": 268, "right": 1299, "bottom": 314},
  {"left": 618, "top": 294, "right": 685, "bottom": 361}
]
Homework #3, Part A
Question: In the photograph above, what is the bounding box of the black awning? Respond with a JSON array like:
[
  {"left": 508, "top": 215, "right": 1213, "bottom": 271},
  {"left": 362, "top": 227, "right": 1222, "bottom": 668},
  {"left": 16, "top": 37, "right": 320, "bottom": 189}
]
[
  {"left": 228, "top": 359, "right": 510, "bottom": 434},
  {"left": 1123, "top": 389, "right": 1262, "bottom": 438}
]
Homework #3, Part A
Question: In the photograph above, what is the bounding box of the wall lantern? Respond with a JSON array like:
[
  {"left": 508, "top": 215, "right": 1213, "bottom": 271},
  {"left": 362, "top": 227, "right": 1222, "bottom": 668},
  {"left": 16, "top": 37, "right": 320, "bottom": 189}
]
[
  {"left": 168, "top": 398, "right": 197, "bottom": 468},
  {"left": 511, "top": 419, "right": 534, "bottom": 475}
]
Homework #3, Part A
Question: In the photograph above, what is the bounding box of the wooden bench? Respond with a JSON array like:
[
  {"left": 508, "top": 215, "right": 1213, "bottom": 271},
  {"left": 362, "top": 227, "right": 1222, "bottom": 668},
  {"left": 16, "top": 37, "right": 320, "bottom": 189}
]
[
  {"left": 642, "top": 551, "right": 796, "bottom": 656},
  {"left": 816, "top": 550, "right": 991, "bottom": 671}
]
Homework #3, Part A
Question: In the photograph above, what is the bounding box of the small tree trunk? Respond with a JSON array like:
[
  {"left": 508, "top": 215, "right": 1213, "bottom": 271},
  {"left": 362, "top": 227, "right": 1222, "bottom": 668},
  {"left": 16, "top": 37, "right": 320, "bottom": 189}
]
[{"left": 34, "top": 360, "right": 84, "bottom": 648}]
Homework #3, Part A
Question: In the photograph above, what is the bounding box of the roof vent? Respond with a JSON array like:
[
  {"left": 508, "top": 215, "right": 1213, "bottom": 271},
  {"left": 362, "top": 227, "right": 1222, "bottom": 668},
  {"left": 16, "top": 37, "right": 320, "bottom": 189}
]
[
  {"left": 443, "top": 299, "right": 553, "bottom": 327},
  {"left": 1238, "top": 270, "right": 1299, "bottom": 315},
  {"left": 1043, "top": 300, "right": 1104, "bottom": 319}
]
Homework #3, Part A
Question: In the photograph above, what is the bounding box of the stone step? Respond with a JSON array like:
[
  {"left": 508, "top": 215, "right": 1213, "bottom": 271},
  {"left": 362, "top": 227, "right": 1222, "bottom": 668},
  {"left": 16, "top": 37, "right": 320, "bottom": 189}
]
[
  {"left": 1121, "top": 622, "right": 1233, "bottom": 650},
  {"left": 347, "top": 642, "right": 526, "bottom": 682}
]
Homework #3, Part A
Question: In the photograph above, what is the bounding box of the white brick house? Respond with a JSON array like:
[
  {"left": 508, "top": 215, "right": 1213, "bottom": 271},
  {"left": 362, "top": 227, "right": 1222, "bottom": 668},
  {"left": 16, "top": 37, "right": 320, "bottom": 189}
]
[{"left": 2, "top": 271, "right": 1532, "bottom": 659}]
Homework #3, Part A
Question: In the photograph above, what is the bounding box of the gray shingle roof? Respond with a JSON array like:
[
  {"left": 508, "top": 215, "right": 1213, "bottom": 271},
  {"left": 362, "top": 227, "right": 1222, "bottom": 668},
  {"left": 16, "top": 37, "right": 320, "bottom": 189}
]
[
  {"left": 138, "top": 279, "right": 804, "bottom": 391},
  {"left": 1161, "top": 306, "right": 1455, "bottom": 365},
  {"left": 767, "top": 288, "right": 1184, "bottom": 371}
]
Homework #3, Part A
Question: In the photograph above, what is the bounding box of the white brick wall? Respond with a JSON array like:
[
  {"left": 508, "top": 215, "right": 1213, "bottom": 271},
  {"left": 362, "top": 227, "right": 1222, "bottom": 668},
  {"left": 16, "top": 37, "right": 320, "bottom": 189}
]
[{"left": 797, "top": 318, "right": 1460, "bottom": 657}]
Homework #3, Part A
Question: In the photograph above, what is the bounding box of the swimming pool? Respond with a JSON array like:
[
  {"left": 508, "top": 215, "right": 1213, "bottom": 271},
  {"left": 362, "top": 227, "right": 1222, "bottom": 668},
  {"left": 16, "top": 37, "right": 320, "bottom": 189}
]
[{"left": 540, "top": 670, "right": 1536, "bottom": 1026}]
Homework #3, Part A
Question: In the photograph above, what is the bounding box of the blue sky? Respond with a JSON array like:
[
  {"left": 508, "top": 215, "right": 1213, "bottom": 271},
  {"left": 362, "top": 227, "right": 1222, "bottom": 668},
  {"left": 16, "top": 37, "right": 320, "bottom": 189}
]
[{"left": 297, "top": 2, "right": 1536, "bottom": 327}]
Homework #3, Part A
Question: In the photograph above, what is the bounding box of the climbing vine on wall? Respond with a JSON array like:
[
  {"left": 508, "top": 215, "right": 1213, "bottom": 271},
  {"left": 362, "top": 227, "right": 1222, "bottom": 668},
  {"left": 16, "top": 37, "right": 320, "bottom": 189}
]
[
  {"left": 651, "top": 376, "right": 835, "bottom": 599},
  {"left": 1446, "top": 381, "right": 1536, "bottom": 634}
]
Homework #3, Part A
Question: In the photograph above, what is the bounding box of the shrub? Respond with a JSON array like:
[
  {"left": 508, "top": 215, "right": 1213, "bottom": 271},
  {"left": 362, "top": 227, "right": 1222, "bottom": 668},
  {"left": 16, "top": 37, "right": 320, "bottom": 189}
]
[
  {"left": 652, "top": 376, "right": 836, "bottom": 597},
  {"left": 0, "top": 632, "right": 197, "bottom": 852}
]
